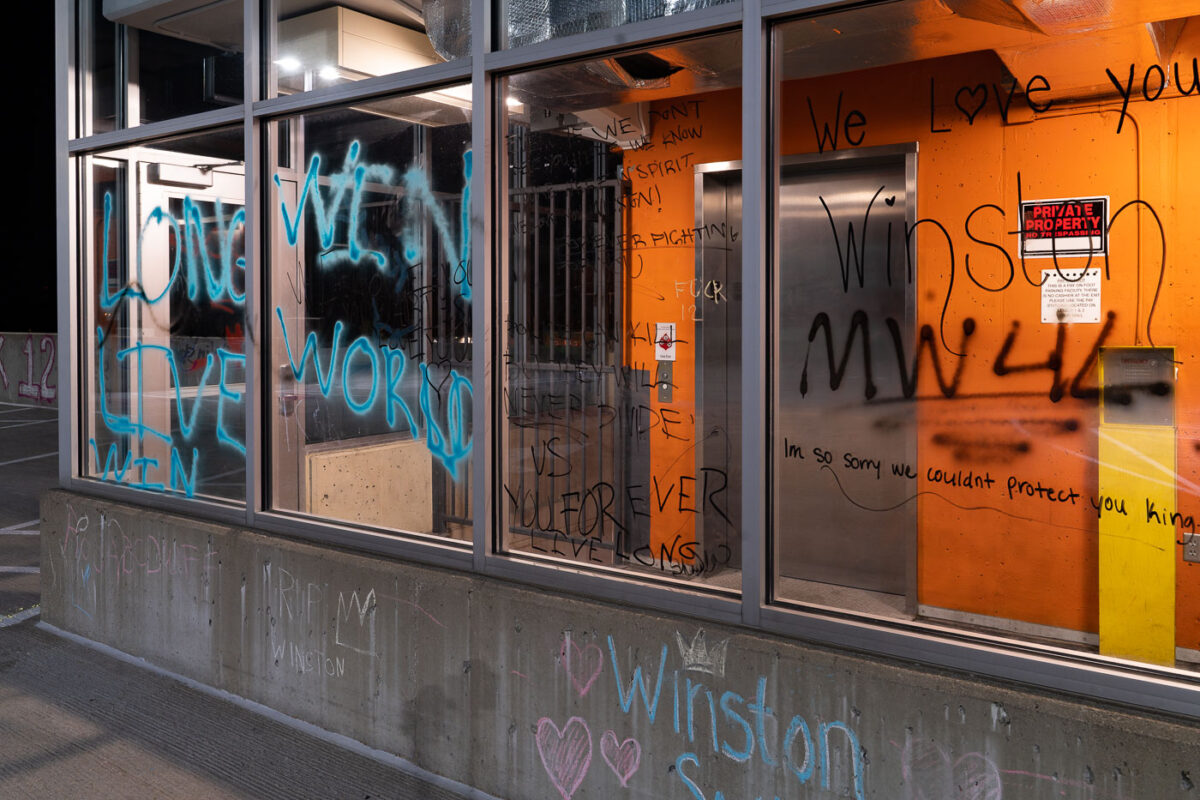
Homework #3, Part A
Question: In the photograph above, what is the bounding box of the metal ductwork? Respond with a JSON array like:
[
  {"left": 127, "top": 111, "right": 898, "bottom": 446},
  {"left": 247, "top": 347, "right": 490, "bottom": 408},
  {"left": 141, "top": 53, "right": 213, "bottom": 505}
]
[
  {"left": 504, "top": 0, "right": 726, "bottom": 49},
  {"left": 423, "top": 0, "right": 470, "bottom": 60}
]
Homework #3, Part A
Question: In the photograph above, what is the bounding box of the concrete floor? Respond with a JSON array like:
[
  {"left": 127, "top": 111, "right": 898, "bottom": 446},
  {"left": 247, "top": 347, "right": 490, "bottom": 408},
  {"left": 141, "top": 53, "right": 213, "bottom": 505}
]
[
  {"left": 0, "top": 620, "right": 484, "bottom": 799},
  {"left": 0, "top": 401, "right": 489, "bottom": 799},
  {"left": 0, "top": 400, "right": 55, "bottom": 620}
]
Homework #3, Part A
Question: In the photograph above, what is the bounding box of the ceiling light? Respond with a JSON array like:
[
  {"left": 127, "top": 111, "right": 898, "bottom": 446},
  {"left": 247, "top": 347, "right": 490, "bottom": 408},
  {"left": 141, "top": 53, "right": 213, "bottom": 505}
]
[{"left": 418, "top": 83, "right": 473, "bottom": 109}]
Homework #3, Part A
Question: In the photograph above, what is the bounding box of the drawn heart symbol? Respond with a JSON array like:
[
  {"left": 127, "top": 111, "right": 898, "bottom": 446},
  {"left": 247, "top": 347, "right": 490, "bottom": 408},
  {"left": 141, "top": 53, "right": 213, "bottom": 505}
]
[
  {"left": 536, "top": 717, "right": 593, "bottom": 800},
  {"left": 885, "top": 195, "right": 896, "bottom": 207},
  {"left": 954, "top": 84, "right": 987, "bottom": 124},
  {"left": 903, "top": 740, "right": 1003, "bottom": 800},
  {"left": 562, "top": 639, "right": 603, "bottom": 697},
  {"left": 600, "top": 730, "right": 642, "bottom": 787}
]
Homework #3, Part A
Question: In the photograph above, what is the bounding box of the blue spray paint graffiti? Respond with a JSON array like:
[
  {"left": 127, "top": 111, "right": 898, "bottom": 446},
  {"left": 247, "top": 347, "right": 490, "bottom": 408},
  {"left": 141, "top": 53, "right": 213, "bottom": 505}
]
[
  {"left": 276, "top": 141, "right": 472, "bottom": 296},
  {"left": 275, "top": 307, "right": 472, "bottom": 478},
  {"left": 275, "top": 140, "right": 394, "bottom": 270},
  {"left": 182, "top": 197, "right": 246, "bottom": 304},
  {"left": 216, "top": 350, "right": 247, "bottom": 455},
  {"left": 92, "top": 330, "right": 245, "bottom": 497},
  {"left": 272, "top": 140, "right": 474, "bottom": 479},
  {"left": 88, "top": 438, "right": 200, "bottom": 496},
  {"left": 399, "top": 150, "right": 473, "bottom": 300},
  {"left": 100, "top": 191, "right": 246, "bottom": 309},
  {"left": 418, "top": 364, "right": 472, "bottom": 480},
  {"left": 92, "top": 182, "right": 247, "bottom": 497}
]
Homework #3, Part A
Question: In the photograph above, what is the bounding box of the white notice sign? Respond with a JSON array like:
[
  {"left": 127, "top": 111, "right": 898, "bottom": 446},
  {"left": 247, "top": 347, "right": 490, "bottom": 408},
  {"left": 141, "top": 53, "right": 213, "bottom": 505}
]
[
  {"left": 655, "top": 323, "right": 677, "bottom": 361},
  {"left": 1041, "top": 268, "right": 1101, "bottom": 323}
]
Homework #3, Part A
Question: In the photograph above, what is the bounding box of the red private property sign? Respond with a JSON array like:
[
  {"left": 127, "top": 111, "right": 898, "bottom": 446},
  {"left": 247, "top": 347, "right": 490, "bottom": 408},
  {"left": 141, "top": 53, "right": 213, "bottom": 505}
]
[{"left": 1020, "top": 196, "right": 1108, "bottom": 258}]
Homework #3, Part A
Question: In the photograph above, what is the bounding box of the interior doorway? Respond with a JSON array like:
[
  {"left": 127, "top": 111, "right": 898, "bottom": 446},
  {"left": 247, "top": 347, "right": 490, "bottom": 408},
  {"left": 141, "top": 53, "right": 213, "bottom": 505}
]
[{"left": 698, "top": 145, "right": 917, "bottom": 606}]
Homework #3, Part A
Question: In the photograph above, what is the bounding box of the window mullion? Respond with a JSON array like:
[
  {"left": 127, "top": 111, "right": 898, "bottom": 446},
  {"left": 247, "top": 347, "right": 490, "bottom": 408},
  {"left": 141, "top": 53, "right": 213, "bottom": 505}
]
[{"left": 740, "top": 0, "right": 767, "bottom": 626}]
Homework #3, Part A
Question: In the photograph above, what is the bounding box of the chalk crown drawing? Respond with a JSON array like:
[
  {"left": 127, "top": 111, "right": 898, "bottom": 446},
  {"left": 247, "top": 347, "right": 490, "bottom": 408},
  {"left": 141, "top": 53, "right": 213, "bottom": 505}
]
[{"left": 675, "top": 629, "right": 728, "bottom": 677}]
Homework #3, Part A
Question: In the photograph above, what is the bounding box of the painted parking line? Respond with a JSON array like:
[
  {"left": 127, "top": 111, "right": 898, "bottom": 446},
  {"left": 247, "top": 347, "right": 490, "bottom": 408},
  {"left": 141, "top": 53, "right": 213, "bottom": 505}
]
[
  {"left": 1, "top": 519, "right": 40, "bottom": 531},
  {"left": 0, "top": 419, "right": 57, "bottom": 430},
  {"left": 0, "top": 606, "right": 40, "bottom": 628},
  {"left": 0, "top": 451, "right": 55, "bottom": 468},
  {"left": 0, "top": 567, "right": 39, "bottom": 574},
  {"left": 0, "top": 421, "right": 56, "bottom": 433}
]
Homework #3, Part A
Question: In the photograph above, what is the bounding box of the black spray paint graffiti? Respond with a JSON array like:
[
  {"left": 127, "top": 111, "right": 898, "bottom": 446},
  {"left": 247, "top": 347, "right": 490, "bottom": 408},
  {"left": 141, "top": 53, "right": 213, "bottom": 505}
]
[
  {"left": 808, "top": 171, "right": 1168, "bottom": 357},
  {"left": 1106, "top": 58, "right": 1200, "bottom": 134},
  {"left": 504, "top": 462, "right": 733, "bottom": 576},
  {"left": 784, "top": 438, "right": 1197, "bottom": 543},
  {"left": 810, "top": 74, "right": 1055, "bottom": 153},
  {"left": 928, "top": 74, "right": 1053, "bottom": 132},
  {"left": 798, "top": 310, "right": 1114, "bottom": 403}
]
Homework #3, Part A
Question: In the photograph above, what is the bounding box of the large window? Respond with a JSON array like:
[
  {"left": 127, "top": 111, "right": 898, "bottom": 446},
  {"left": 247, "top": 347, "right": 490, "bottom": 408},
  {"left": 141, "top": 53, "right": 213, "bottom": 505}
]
[
  {"left": 500, "top": 32, "right": 744, "bottom": 587},
  {"left": 771, "top": 2, "right": 1200, "bottom": 670},
  {"left": 501, "top": 0, "right": 733, "bottom": 49},
  {"left": 80, "top": 128, "right": 247, "bottom": 502},
  {"left": 265, "top": 1, "right": 468, "bottom": 100},
  {"left": 79, "top": 0, "right": 245, "bottom": 130},
  {"left": 265, "top": 94, "right": 473, "bottom": 539}
]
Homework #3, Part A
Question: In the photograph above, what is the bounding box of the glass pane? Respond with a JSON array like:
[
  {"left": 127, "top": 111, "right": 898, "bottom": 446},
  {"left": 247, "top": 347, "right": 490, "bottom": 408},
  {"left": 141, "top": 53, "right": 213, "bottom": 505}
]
[
  {"left": 103, "top": 0, "right": 245, "bottom": 124},
  {"left": 771, "top": 1, "right": 1200, "bottom": 672},
  {"left": 80, "top": 0, "right": 118, "bottom": 134},
  {"left": 80, "top": 127, "right": 247, "bottom": 501},
  {"left": 266, "top": 91, "right": 472, "bottom": 540},
  {"left": 501, "top": 0, "right": 734, "bottom": 49},
  {"left": 500, "top": 32, "right": 743, "bottom": 588},
  {"left": 266, "top": 2, "right": 468, "bottom": 101}
]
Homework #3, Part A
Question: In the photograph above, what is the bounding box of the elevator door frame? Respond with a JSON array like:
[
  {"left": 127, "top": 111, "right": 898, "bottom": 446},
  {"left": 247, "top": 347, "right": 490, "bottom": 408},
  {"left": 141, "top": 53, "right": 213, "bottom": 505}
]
[
  {"left": 693, "top": 163, "right": 744, "bottom": 571},
  {"left": 786, "top": 143, "right": 918, "bottom": 611},
  {"left": 697, "top": 143, "right": 919, "bottom": 613}
]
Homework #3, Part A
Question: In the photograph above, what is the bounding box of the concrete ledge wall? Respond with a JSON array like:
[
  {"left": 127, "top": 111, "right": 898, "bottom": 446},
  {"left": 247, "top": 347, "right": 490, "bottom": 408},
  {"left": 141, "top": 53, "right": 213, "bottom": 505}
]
[
  {"left": 0, "top": 333, "right": 57, "bottom": 407},
  {"left": 41, "top": 490, "right": 1199, "bottom": 800}
]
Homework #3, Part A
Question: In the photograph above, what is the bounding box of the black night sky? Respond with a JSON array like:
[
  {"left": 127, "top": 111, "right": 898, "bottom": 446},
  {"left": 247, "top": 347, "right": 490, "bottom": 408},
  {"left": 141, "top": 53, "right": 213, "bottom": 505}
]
[{"left": 3, "top": 4, "right": 57, "bottom": 334}]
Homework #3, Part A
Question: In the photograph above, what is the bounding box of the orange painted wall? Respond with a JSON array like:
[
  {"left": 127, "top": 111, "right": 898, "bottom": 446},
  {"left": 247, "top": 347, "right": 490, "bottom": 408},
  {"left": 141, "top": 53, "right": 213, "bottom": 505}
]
[
  {"left": 623, "top": 89, "right": 741, "bottom": 554},
  {"left": 623, "top": 47, "right": 1199, "bottom": 648},
  {"left": 1174, "top": 93, "right": 1200, "bottom": 650}
]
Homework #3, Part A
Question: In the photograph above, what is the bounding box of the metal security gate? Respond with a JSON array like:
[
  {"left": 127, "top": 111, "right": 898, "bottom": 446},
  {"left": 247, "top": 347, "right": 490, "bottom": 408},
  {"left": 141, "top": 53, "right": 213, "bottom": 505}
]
[
  {"left": 425, "top": 191, "right": 474, "bottom": 536},
  {"left": 505, "top": 178, "right": 648, "bottom": 560}
]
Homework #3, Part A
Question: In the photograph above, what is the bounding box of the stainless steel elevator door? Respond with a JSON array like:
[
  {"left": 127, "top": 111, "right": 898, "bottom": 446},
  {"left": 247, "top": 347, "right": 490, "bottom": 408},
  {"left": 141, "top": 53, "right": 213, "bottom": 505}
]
[
  {"left": 775, "top": 149, "right": 915, "bottom": 597},
  {"left": 696, "top": 167, "right": 743, "bottom": 570}
]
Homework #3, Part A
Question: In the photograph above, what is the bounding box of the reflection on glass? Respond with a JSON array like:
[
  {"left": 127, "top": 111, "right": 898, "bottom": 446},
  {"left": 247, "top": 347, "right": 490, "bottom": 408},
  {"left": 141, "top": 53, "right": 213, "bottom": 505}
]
[
  {"left": 267, "top": 3, "right": 468, "bottom": 100},
  {"left": 503, "top": 0, "right": 733, "bottom": 49},
  {"left": 501, "top": 33, "right": 743, "bottom": 589},
  {"left": 102, "top": 0, "right": 246, "bottom": 124},
  {"left": 82, "top": 130, "right": 247, "bottom": 501},
  {"left": 82, "top": 0, "right": 118, "bottom": 133},
  {"left": 266, "top": 94, "right": 472, "bottom": 539},
  {"left": 770, "top": 0, "right": 1200, "bottom": 671}
]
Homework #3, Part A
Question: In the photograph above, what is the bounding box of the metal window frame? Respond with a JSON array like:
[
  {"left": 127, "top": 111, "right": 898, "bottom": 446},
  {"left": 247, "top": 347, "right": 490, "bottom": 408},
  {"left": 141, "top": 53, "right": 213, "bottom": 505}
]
[
  {"left": 55, "top": 0, "right": 1200, "bottom": 721},
  {"left": 57, "top": 0, "right": 77, "bottom": 485},
  {"left": 244, "top": 0, "right": 261, "bottom": 530},
  {"left": 741, "top": 0, "right": 767, "bottom": 630}
]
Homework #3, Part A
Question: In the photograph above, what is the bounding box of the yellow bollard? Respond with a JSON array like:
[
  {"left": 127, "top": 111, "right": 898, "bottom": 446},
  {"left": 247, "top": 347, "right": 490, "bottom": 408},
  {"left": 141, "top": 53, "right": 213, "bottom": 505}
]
[{"left": 1097, "top": 348, "right": 1176, "bottom": 666}]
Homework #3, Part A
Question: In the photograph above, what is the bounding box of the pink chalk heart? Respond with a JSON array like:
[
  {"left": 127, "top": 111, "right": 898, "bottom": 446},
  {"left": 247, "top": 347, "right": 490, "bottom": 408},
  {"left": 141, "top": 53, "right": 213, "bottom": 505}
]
[
  {"left": 952, "top": 753, "right": 1003, "bottom": 800},
  {"left": 600, "top": 730, "right": 642, "bottom": 787},
  {"left": 903, "top": 741, "right": 1002, "bottom": 800},
  {"left": 536, "top": 716, "right": 593, "bottom": 800},
  {"left": 563, "top": 640, "right": 603, "bottom": 697}
]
